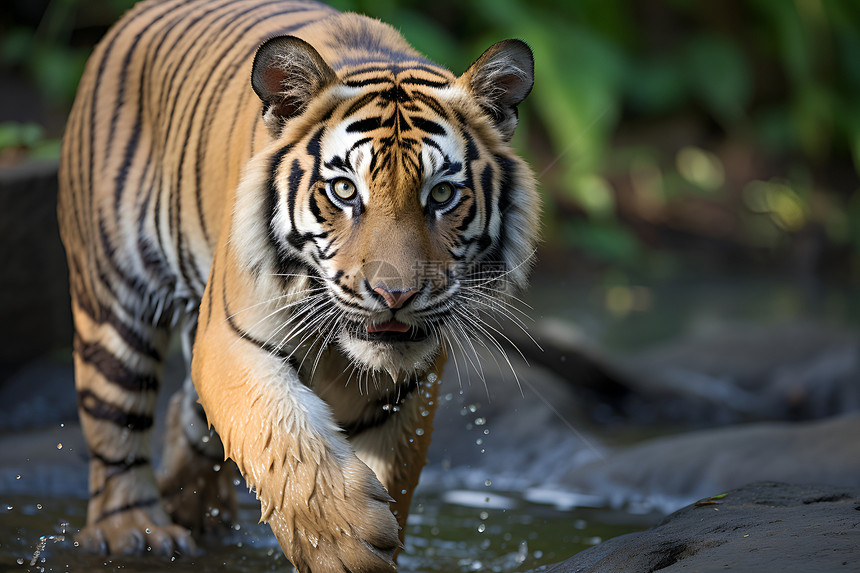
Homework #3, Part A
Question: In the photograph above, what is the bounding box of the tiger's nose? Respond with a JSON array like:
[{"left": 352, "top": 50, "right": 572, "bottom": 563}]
[{"left": 373, "top": 286, "right": 417, "bottom": 309}]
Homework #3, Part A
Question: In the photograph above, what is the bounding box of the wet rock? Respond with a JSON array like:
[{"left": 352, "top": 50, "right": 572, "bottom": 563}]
[
  {"left": 0, "top": 160, "right": 71, "bottom": 383},
  {"left": 543, "top": 482, "right": 860, "bottom": 573},
  {"left": 617, "top": 322, "right": 860, "bottom": 423},
  {"left": 514, "top": 318, "right": 860, "bottom": 425},
  {"left": 562, "top": 414, "right": 860, "bottom": 512}
]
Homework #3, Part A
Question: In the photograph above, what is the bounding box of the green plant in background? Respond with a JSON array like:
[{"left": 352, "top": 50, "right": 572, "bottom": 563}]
[{"left": 2, "top": 0, "right": 859, "bottom": 269}]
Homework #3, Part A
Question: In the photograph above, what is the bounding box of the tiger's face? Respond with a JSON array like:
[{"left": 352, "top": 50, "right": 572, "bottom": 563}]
[{"left": 240, "top": 36, "right": 538, "bottom": 384}]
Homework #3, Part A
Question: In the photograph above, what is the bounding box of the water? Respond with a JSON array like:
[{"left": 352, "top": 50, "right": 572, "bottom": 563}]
[{"left": 0, "top": 491, "right": 648, "bottom": 572}]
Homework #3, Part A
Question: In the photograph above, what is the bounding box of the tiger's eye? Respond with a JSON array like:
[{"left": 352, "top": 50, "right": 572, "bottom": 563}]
[
  {"left": 332, "top": 178, "right": 357, "bottom": 200},
  {"left": 430, "top": 182, "right": 454, "bottom": 205}
]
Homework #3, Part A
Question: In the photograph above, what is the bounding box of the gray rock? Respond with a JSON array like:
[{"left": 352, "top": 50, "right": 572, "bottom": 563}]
[
  {"left": 543, "top": 482, "right": 860, "bottom": 573},
  {"left": 563, "top": 413, "right": 860, "bottom": 512}
]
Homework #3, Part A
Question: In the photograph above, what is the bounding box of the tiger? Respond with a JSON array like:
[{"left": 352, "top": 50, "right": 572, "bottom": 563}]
[{"left": 57, "top": 0, "right": 539, "bottom": 570}]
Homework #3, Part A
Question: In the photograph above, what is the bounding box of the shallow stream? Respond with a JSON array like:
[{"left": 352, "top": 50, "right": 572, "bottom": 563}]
[{"left": 1, "top": 489, "right": 649, "bottom": 572}]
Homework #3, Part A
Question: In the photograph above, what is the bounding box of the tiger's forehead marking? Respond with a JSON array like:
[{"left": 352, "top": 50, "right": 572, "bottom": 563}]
[{"left": 321, "top": 74, "right": 462, "bottom": 191}]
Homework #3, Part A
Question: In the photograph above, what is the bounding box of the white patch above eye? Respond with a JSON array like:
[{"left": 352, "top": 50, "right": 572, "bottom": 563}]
[
  {"left": 420, "top": 137, "right": 466, "bottom": 210},
  {"left": 320, "top": 121, "right": 374, "bottom": 208}
]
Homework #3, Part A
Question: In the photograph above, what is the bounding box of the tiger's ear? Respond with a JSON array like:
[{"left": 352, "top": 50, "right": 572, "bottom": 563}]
[
  {"left": 458, "top": 39, "right": 534, "bottom": 141},
  {"left": 252, "top": 35, "right": 338, "bottom": 134}
]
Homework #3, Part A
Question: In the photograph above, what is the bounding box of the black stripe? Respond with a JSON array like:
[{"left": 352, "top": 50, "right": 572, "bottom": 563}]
[
  {"left": 104, "top": 305, "right": 162, "bottom": 361},
  {"left": 78, "top": 389, "right": 154, "bottom": 431},
  {"left": 222, "top": 278, "right": 292, "bottom": 361},
  {"left": 342, "top": 63, "right": 450, "bottom": 81},
  {"left": 343, "top": 91, "right": 378, "bottom": 118},
  {"left": 89, "top": 451, "right": 149, "bottom": 469},
  {"left": 344, "top": 76, "right": 396, "bottom": 88},
  {"left": 399, "top": 77, "right": 450, "bottom": 88},
  {"left": 89, "top": 459, "right": 148, "bottom": 497},
  {"left": 74, "top": 336, "right": 159, "bottom": 392},
  {"left": 346, "top": 117, "right": 382, "bottom": 133},
  {"left": 67, "top": 251, "right": 162, "bottom": 360},
  {"left": 96, "top": 497, "right": 159, "bottom": 524},
  {"left": 343, "top": 378, "right": 419, "bottom": 437},
  {"left": 97, "top": 213, "right": 143, "bottom": 293},
  {"left": 286, "top": 159, "right": 309, "bottom": 251},
  {"left": 413, "top": 91, "right": 449, "bottom": 121},
  {"left": 485, "top": 154, "right": 517, "bottom": 265},
  {"left": 478, "top": 164, "right": 496, "bottom": 253},
  {"left": 411, "top": 116, "right": 446, "bottom": 136}
]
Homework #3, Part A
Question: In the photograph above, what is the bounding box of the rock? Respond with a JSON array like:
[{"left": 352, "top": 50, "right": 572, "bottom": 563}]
[
  {"left": 0, "top": 160, "right": 71, "bottom": 383},
  {"left": 617, "top": 322, "right": 860, "bottom": 423},
  {"left": 562, "top": 414, "right": 860, "bottom": 512},
  {"left": 543, "top": 482, "right": 860, "bottom": 573},
  {"left": 516, "top": 318, "right": 860, "bottom": 425}
]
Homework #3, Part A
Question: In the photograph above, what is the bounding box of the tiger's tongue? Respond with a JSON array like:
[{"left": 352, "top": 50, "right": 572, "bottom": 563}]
[{"left": 368, "top": 320, "right": 411, "bottom": 333}]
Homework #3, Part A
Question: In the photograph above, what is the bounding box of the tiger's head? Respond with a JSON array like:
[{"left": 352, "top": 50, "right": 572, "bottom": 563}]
[{"left": 230, "top": 21, "right": 538, "bottom": 385}]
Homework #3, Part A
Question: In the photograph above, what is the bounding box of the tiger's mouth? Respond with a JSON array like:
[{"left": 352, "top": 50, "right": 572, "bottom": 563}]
[{"left": 348, "top": 319, "right": 430, "bottom": 343}]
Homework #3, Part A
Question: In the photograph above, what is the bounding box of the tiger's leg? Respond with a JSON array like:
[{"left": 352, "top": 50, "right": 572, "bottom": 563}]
[
  {"left": 348, "top": 359, "right": 444, "bottom": 549},
  {"left": 193, "top": 311, "right": 401, "bottom": 573},
  {"left": 71, "top": 289, "right": 193, "bottom": 556},
  {"left": 158, "top": 318, "right": 238, "bottom": 537}
]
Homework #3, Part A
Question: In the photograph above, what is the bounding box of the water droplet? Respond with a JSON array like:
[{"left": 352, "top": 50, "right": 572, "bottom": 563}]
[
  {"left": 233, "top": 479, "right": 241, "bottom": 487},
  {"left": 427, "top": 373, "right": 437, "bottom": 383},
  {"left": 474, "top": 417, "right": 486, "bottom": 426},
  {"left": 36, "top": 504, "right": 42, "bottom": 510},
  {"left": 484, "top": 479, "right": 492, "bottom": 487},
  {"left": 401, "top": 489, "right": 407, "bottom": 495},
  {"left": 382, "top": 404, "right": 391, "bottom": 411},
  {"left": 479, "top": 511, "right": 489, "bottom": 520},
  {"left": 415, "top": 428, "right": 424, "bottom": 436},
  {"left": 145, "top": 528, "right": 151, "bottom": 534},
  {"left": 211, "top": 508, "right": 220, "bottom": 517},
  {"left": 213, "top": 464, "right": 221, "bottom": 472},
  {"left": 5, "top": 505, "right": 11, "bottom": 510},
  {"left": 476, "top": 438, "right": 483, "bottom": 446},
  {"left": 477, "top": 523, "right": 486, "bottom": 533},
  {"left": 60, "top": 423, "right": 64, "bottom": 428},
  {"left": 16, "top": 558, "right": 24, "bottom": 565},
  {"left": 483, "top": 429, "right": 490, "bottom": 435},
  {"left": 56, "top": 443, "right": 63, "bottom": 450},
  {"left": 469, "top": 404, "right": 478, "bottom": 413},
  {"left": 201, "top": 435, "right": 210, "bottom": 443},
  {"left": 16, "top": 475, "right": 21, "bottom": 480}
]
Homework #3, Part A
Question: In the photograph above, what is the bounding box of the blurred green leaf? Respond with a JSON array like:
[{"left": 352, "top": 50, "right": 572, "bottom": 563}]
[
  {"left": 625, "top": 58, "right": 686, "bottom": 116},
  {"left": 562, "top": 220, "right": 640, "bottom": 265},
  {"left": 0, "top": 122, "right": 45, "bottom": 150},
  {"left": 682, "top": 35, "right": 752, "bottom": 123}
]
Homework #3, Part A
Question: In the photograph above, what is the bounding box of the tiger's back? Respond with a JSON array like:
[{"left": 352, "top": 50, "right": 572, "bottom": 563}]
[
  {"left": 60, "top": 0, "right": 343, "bottom": 311},
  {"left": 59, "top": 1, "right": 539, "bottom": 570}
]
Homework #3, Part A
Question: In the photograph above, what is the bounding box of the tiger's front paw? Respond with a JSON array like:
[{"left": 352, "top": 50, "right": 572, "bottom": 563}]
[
  {"left": 75, "top": 507, "right": 195, "bottom": 557},
  {"left": 273, "top": 459, "right": 400, "bottom": 572}
]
